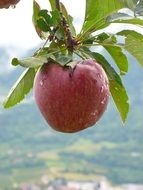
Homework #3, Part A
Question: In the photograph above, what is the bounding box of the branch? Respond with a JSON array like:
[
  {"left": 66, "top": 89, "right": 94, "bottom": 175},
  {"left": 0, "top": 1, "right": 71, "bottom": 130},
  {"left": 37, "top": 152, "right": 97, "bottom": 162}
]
[
  {"left": 56, "top": 0, "right": 60, "bottom": 11},
  {"left": 55, "top": 0, "right": 79, "bottom": 53}
]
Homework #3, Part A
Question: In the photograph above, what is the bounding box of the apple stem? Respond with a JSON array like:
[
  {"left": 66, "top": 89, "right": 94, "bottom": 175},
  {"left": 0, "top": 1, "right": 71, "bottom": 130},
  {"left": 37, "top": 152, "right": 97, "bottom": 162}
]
[{"left": 55, "top": 0, "right": 79, "bottom": 53}]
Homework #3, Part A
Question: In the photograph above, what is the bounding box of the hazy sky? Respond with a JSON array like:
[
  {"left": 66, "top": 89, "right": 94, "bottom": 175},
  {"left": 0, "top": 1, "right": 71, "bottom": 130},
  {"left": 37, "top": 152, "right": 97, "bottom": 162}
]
[{"left": 0, "top": 0, "right": 85, "bottom": 50}]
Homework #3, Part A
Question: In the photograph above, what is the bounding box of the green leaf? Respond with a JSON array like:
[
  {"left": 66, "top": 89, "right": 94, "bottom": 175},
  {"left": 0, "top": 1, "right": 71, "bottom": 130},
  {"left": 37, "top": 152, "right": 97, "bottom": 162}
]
[
  {"left": 92, "top": 52, "right": 129, "bottom": 123},
  {"left": 3, "top": 68, "right": 36, "bottom": 108},
  {"left": 96, "top": 33, "right": 114, "bottom": 43},
  {"left": 104, "top": 45, "right": 128, "bottom": 75},
  {"left": 50, "top": 10, "right": 61, "bottom": 25},
  {"left": 37, "top": 18, "right": 49, "bottom": 32},
  {"left": 95, "top": 32, "right": 117, "bottom": 46},
  {"left": 121, "top": 0, "right": 137, "bottom": 10},
  {"left": 33, "top": 0, "right": 40, "bottom": 24},
  {"left": 54, "top": 28, "right": 64, "bottom": 40},
  {"left": 109, "top": 17, "right": 143, "bottom": 26},
  {"left": 80, "top": 0, "right": 126, "bottom": 38},
  {"left": 12, "top": 47, "right": 66, "bottom": 68},
  {"left": 12, "top": 56, "right": 47, "bottom": 68},
  {"left": 38, "top": 10, "right": 53, "bottom": 25},
  {"left": 78, "top": 48, "right": 122, "bottom": 84},
  {"left": 110, "top": 80, "right": 129, "bottom": 123},
  {"left": 60, "top": 2, "right": 76, "bottom": 36},
  {"left": 49, "top": 0, "right": 57, "bottom": 11},
  {"left": 55, "top": 54, "right": 72, "bottom": 66},
  {"left": 12, "top": 58, "right": 19, "bottom": 66},
  {"left": 135, "top": 0, "right": 143, "bottom": 16},
  {"left": 107, "top": 12, "right": 133, "bottom": 23},
  {"left": 118, "top": 30, "right": 143, "bottom": 66},
  {"left": 32, "top": 0, "right": 42, "bottom": 39},
  {"left": 91, "top": 52, "right": 122, "bottom": 85},
  {"left": 43, "top": 53, "right": 72, "bottom": 66},
  {"left": 78, "top": 48, "right": 129, "bottom": 122}
]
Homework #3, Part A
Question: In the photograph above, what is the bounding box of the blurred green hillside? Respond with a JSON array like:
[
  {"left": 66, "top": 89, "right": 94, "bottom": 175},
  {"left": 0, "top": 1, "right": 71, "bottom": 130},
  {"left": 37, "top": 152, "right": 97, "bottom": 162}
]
[{"left": 0, "top": 48, "right": 143, "bottom": 189}]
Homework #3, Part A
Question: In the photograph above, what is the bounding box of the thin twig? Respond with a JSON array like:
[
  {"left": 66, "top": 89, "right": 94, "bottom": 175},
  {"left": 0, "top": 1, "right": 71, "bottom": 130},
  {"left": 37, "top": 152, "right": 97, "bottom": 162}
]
[
  {"left": 56, "top": 0, "right": 61, "bottom": 11},
  {"left": 55, "top": 0, "right": 79, "bottom": 53}
]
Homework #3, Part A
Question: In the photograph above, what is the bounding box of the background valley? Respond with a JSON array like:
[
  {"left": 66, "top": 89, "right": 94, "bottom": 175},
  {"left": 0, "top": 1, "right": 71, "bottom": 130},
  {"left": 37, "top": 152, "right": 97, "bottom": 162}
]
[{"left": 0, "top": 47, "right": 143, "bottom": 189}]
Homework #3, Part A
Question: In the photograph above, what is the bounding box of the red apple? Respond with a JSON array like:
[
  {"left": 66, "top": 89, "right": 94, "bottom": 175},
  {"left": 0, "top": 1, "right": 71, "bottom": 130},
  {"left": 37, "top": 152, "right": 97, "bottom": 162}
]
[
  {"left": 34, "top": 59, "right": 109, "bottom": 133},
  {"left": 0, "top": 0, "right": 20, "bottom": 8}
]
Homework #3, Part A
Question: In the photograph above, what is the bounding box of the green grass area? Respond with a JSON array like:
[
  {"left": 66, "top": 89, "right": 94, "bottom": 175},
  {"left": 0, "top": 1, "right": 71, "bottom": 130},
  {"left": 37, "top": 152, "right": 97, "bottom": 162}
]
[{"left": 0, "top": 122, "right": 143, "bottom": 189}]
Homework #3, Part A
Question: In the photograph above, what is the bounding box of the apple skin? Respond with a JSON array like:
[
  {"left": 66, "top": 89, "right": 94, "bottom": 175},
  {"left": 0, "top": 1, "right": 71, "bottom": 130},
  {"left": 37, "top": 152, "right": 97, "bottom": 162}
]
[
  {"left": 34, "top": 59, "right": 109, "bottom": 133},
  {"left": 0, "top": 0, "right": 20, "bottom": 8}
]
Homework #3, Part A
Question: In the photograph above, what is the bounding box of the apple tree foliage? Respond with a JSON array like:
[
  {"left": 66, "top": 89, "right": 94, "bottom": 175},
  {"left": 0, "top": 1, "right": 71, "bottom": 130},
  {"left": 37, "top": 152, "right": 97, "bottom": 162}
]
[{"left": 3, "top": 0, "right": 143, "bottom": 123}]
